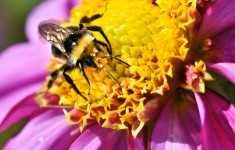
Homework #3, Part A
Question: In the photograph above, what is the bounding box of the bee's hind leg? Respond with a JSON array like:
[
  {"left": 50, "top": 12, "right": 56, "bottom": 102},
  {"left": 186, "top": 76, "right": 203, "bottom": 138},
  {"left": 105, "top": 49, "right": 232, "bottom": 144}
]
[
  {"left": 47, "top": 69, "right": 60, "bottom": 89},
  {"left": 47, "top": 64, "right": 68, "bottom": 89}
]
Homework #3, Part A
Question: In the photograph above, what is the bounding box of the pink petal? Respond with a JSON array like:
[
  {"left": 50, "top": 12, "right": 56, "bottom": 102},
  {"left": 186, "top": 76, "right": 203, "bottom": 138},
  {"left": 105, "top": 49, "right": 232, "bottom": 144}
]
[
  {"left": 207, "top": 63, "right": 235, "bottom": 84},
  {"left": 26, "top": 0, "right": 80, "bottom": 43},
  {"left": 0, "top": 93, "right": 46, "bottom": 132},
  {"left": 0, "top": 42, "right": 51, "bottom": 95},
  {"left": 69, "top": 124, "right": 129, "bottom": 150},
  {"left": 201, "top": 26, "right": 235, "bottom": 63},
  {"left": 68, "top": 0, "right": 80, "bottom": 9},
  {"left": 0, "top": 81, "right": 44, "bottom": 124},
  {"left": 150, "top": 96, "right": 201, "bottom": 150},
  {"left": 4, "top": 110, "right": 78, "bottom": 149},
  {"left": 128, "top": 130, "right": 146, "bottom": 150},
  {"left": 194, "top": 89, "right": 235, "bottom": 149},
  {"left": 196, "top": 0, "right": 235, "bottom": 41}
]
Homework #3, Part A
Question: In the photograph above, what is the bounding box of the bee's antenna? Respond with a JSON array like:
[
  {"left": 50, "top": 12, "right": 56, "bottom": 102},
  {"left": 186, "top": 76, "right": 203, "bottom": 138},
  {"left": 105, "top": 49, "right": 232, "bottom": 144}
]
[
  {"left": 102, "top": 55, "right": 130, "bottom": 66},
  {"left": 111, "top": 55, "right": 130, "bottom": 66},
  {"left": 101, "top": 68, "right": 121, "bottom": 87}
]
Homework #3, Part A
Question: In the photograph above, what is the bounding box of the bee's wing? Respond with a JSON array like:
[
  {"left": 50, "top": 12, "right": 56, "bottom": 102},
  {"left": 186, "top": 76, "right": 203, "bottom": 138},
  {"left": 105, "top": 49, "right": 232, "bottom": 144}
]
[{"left": 38, "top": 23, "right": 74, "bottom": 57}]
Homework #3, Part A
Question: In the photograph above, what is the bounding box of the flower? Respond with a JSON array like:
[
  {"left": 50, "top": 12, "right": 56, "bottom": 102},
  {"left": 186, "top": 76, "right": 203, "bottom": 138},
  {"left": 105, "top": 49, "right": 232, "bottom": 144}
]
[{"left": 1, "top": 0, "right": 235, "bottom": 150}]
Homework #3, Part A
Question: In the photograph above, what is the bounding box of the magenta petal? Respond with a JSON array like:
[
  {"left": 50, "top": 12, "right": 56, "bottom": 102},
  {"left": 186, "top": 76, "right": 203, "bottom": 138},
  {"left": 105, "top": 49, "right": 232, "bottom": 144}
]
[
  {"left": 68, "top": 0, "right": 80, "bottom": 9},
  {"left": 202, "top": 26, "right": 235, "bottom": 63},
  {"left": 4, "top": 110, "right": 78, "bottom": 149},
  {"left": 0, "top": 93, "right": 46, "bottom": 132},
  {"left": 150, "top": 96, "right": 201, "bottom": 150},
  {"left": 0, "top": 81, "right": 44, "bottom": 124},
  {"left": 26, "top": 0, "right": 79, "bottom": 43},
  {"left": 197, "top": 0, "right": 235, "bottom": 41},
  {"left": 0, "top": 43, "right": 50, "bottom": 95},
  {"left": 128, "top": 130, "right": 146, "bottom": 150},
  {"left": 194, "top": 89, "right": 235, "bottom": 149},
  {"left": 69, "top": 124, "right": 128, "bottom": 150},
  {"left": 207, "top": 63, "right": 235, "bottom": 84}
]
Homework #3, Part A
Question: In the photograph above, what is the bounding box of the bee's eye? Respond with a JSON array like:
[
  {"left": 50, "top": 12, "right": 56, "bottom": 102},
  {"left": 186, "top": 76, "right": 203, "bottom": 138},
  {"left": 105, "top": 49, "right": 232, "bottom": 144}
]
[
  {"left": 64, "top": 34, "right": 79, "bottom": 53},
  {"left": 83, "top": 55, "right": 96, "bottom": 67}
]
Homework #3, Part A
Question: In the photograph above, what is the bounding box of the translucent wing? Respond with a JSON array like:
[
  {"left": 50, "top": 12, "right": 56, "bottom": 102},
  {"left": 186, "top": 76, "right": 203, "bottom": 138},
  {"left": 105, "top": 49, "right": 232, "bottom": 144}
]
[{"left": 38, "top": 23, "right": 75, "bottom": 58}]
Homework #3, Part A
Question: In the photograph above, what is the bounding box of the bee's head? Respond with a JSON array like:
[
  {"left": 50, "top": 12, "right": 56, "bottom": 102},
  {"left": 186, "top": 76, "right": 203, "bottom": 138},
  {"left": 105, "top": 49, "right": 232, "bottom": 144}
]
[{"left": 63, "top": 33, "right": 83, "bottom": 54}]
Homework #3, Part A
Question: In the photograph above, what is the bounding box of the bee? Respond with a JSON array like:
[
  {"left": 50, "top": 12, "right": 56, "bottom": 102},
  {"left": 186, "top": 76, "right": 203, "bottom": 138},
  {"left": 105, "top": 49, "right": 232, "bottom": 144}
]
[{"left": 38, "top": 13, "right": 129, "bottom": 100}]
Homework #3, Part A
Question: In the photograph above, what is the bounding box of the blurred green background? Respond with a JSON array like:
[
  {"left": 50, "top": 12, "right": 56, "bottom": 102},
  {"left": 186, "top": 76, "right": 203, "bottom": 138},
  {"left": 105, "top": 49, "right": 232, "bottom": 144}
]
[
  {"left": 0, "top": 0, "right": 42, "bottom": 146},
  {"left": 0, "top": 0, "right": 43, "bottom": 52}
]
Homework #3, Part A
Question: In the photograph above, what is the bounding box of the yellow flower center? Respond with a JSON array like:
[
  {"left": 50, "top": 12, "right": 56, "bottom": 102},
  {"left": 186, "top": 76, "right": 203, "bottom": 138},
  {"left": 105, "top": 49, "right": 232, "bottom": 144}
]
[{"left": 36, "top": 0, "right": 198, "bottom": 137}]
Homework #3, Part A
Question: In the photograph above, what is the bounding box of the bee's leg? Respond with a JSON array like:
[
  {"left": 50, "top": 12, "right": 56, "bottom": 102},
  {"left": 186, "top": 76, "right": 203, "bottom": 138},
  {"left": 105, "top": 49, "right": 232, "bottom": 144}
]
[
  {"left": 96, "top": 40, "right": 112, "bottom": 56},
  {"left": 86, "top": 26, "right": 112, "bottom": 55},
  {"left": 47, "top": 64, "right": 68, "bottom": 88},
  {"left": 103, "top": 55, "right": 130, "bottom": 66},
  {"left": 96, "top": 40, "right": 129, "bottom": 66},
  {"left": 77, "top": 62, "right": 91, "bottom": 95},
  {"left": 110, "top": 56, "right": 130, "bottom": 67},
  {"left": 47, "top": 69, "right": 60, "bottom": 89},
  {"left": 79, "top": 14, "right": 102, "bottom": 29},
  {"left": 79, "top": 4, "right": 108, "bottom": 29},
  {"left": 62, "top": 65, "right": 87, "bottom": 100}
]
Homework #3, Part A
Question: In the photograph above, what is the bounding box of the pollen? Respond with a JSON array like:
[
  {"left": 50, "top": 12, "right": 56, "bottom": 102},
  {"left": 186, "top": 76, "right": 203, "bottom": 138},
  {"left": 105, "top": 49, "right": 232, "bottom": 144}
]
[{"left": 36, "top": 0, "right": 197, "bottom": 138}]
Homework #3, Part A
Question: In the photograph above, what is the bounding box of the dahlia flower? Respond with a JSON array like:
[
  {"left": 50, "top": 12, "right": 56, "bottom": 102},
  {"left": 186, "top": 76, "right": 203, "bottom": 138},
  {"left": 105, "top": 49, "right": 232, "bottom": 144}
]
[{"left": 1, "top": 0, "right": 235, "bottom": 149}]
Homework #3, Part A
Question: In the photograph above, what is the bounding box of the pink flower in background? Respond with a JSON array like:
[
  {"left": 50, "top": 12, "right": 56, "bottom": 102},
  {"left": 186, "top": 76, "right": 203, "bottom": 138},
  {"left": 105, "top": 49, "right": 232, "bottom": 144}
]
[{"left": 0, "top": 0, "right": 235, "bottom": 149}]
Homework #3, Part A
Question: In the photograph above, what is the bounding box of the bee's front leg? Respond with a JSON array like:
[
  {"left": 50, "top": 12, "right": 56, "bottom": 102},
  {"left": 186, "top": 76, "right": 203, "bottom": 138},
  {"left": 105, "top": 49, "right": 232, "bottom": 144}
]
[
  {"left": 79, "top": 3, "right": 108, "bottom": 29},
  {"left": 86, "top": 26, "right": 112, "bottom": 56},
  {"left": 79, "top": 14, "right": 103, "bottom": 29},
  {"left": 62, "top": 64, "right": 87, "bottom": 100},
  {"left": 76, "top": 61, "right": 91, "bottom": 95}
]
